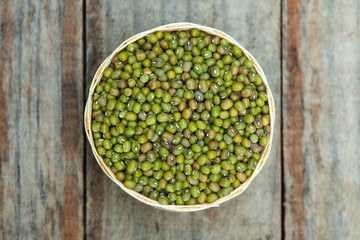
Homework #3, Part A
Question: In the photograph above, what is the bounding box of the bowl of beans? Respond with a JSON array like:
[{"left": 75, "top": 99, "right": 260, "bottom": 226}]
[{"left": 84, "top": 22, "right": 275, "bottom": 212}]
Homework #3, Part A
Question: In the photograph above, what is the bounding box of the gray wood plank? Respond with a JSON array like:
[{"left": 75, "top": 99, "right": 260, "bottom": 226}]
[
  {"left": 85, "top": 0, "right": 281, "bottom": 239},
  {"left": 0, "top": 0, "right": 84, "bottom": 239},
  {"left": 282, "top": 0, "right": 360, "bottom": 239}
]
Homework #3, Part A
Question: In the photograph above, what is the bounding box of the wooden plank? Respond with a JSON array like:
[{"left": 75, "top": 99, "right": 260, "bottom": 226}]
[
  {"left": 85, "top": 0, "right": 281, "bottom": 239},
  {"left": 0, "top": 0, "right": 84, "bottom": 239},
  {"left": 187, "top": 0, "right": 282, "bottom": 239},
  {"left": 283, "top": 0, "right": 360, "bottom": 239},
  {"left": 85, "top": 1, "right": 136, "bottom": 239}
]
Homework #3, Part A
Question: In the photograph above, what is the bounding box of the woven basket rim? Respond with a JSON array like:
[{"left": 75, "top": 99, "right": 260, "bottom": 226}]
[{"left": 84, "top": 22, "right": 275, "bottom": 212}]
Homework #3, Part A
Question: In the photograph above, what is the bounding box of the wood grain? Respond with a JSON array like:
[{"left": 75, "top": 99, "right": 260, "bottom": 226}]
[
  {"left": 0, "top": 0, "right": 84, "bottom": 239},
  {"left": 3, "top": 0, "right": 358, "bottom": 238},
  {"left": 283, "top": 0, "right": 360, "bottom": 239},
  {"left": 85, "top": 0, "right": 281, "bottom": 239},
  {"left": 282, "top": 0, "right": 305, "bottom": 239},
  {"left": 0, "top": 1, "right": 12, "bottom": 238}
]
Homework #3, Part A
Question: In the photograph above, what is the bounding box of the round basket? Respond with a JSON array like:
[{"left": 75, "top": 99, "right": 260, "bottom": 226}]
[{"left": 84, "top": 22, "right": 275, "bottom": 212}]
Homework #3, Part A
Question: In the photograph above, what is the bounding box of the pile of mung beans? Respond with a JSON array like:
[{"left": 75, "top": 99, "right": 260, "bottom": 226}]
[{"left": 91, "top": 29, "right": 271, "bottom": 205}]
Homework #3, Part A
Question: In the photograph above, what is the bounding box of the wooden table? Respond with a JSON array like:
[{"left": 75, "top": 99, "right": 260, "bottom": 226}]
[{"left": 1, "top": 0, "right": 359, "bottom": 239}]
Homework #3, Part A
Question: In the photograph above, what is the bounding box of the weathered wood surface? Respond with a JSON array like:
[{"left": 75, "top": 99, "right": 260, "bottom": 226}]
[
  {"left": 0, "top": 0, "right": 84, "bottom": 239},
  {"left": 1, "top": 0, "right": 359, "bottom": 239},
  {"left": 85, "top": 0, "right": 281, "bottom": 239},
  {"left": 282, "top": 0, "right": 360, "bottom": 239}
]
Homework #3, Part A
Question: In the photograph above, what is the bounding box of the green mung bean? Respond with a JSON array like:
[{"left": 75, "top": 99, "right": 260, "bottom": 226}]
[{"left": 91, "top": 29, "right": 271, "bottom": 205}]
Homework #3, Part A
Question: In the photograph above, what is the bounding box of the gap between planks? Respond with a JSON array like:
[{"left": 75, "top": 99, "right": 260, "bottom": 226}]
[
  {"left": 280, "top": 0, "right": 285, "bottom": 239},
  {"left": 82, "top": 0, "right": 87, "bottom": 239}
]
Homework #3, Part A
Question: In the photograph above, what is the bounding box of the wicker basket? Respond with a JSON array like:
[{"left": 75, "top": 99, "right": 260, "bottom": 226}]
[{"left": 84, "top": 22, "right": 275, "bottom": 212}]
